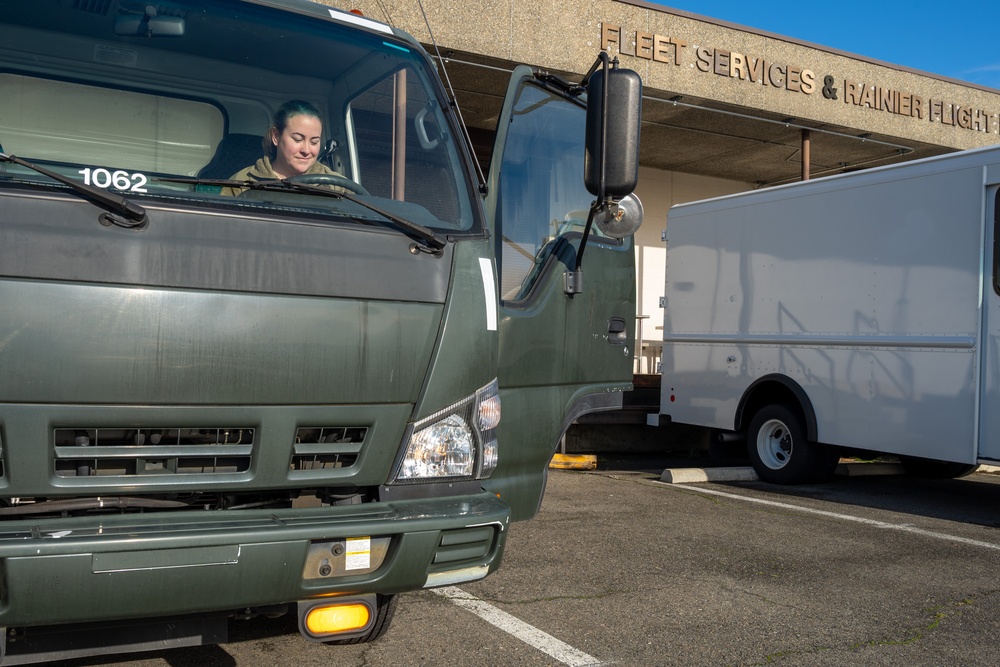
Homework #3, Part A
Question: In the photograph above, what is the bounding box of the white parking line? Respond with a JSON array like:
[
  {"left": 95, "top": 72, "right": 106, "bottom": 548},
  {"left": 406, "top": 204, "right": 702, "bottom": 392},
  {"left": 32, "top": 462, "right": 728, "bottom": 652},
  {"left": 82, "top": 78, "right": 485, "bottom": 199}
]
[
  {"left": 673, "top": 483, "right": 1000, "bottom": 551},
  {"left": 433, "top": 586, "right": 605, "bottom": 667}
]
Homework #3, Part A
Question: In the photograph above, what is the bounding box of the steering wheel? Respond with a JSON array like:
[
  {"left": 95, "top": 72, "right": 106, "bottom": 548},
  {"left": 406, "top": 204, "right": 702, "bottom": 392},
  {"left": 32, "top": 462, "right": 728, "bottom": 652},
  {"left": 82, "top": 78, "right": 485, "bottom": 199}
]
[{"left": 287, "top": 173, "right": 370, "bottom": 196}]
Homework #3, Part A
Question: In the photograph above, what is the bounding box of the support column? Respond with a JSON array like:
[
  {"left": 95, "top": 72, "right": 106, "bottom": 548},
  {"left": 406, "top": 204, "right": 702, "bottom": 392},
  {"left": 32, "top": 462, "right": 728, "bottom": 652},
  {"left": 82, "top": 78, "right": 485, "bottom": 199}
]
[{"left": 801, "top": 129, "right": 811, "bottom": 181}]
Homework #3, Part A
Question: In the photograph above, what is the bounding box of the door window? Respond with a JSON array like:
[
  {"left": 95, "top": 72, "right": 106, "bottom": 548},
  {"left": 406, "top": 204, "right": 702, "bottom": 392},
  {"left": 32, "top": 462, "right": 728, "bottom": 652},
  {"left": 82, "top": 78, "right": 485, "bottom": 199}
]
[{"left": 495, "top": 83, "right": 599, "bottom": 301}]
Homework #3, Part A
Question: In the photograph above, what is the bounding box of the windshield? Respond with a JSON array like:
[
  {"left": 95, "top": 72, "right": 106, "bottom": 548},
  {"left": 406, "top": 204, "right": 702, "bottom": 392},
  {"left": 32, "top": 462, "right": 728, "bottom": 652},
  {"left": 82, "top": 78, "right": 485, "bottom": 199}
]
[{"left": 0, "top": 0, "right": 479, "bottom": 233}]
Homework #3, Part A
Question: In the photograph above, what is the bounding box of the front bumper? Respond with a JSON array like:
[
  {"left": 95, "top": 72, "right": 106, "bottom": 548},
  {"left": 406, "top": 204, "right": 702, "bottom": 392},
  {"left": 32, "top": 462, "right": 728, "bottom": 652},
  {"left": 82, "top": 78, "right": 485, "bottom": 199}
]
[{"left": 0, "top": 491, "right": 509, "bottom": 627}]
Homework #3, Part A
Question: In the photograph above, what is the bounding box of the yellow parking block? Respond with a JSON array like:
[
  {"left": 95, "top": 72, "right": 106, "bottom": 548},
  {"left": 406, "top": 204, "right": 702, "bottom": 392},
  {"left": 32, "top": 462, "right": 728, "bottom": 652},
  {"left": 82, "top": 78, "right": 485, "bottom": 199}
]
[{"left": 549, "top": 454, "right": 597, "bottom": 470}]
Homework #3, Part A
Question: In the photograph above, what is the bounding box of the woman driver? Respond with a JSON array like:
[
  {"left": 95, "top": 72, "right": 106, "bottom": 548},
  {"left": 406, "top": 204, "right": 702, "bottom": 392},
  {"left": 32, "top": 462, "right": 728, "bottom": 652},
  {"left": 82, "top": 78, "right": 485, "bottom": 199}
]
[{"left": 222, "top": 100, "right": 344, "bottom": 195}]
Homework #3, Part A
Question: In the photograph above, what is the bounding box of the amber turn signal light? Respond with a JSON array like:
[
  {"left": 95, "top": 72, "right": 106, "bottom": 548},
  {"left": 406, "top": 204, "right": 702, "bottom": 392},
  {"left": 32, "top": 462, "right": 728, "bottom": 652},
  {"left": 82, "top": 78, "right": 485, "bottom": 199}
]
[{"left": 304, "top": 602, "right": 371, "bottom": 636}]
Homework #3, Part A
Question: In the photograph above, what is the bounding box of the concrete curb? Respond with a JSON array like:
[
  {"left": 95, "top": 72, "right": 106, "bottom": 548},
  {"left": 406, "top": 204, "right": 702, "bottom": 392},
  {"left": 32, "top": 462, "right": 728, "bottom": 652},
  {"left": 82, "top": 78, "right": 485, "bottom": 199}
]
[
  {"left": 660, "top": 461, "right": 920, "bottom": 484},
  {"left": 660, "top": 466, "right": 759, "bottom": 483}
]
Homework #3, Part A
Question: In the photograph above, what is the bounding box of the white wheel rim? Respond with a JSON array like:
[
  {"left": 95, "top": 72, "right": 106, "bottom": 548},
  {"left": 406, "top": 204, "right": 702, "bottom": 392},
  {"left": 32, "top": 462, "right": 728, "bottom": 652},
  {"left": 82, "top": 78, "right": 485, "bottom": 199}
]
[{"left": 756, "top": 418, "right": 793, "bottom": 470}]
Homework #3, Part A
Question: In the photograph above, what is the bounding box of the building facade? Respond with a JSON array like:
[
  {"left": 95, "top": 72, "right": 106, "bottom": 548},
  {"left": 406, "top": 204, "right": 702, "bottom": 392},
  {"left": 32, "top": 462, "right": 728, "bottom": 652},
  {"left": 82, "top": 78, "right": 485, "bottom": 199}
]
[{"left": 326, "top": 0, "right": 1000, "bottom": 370}]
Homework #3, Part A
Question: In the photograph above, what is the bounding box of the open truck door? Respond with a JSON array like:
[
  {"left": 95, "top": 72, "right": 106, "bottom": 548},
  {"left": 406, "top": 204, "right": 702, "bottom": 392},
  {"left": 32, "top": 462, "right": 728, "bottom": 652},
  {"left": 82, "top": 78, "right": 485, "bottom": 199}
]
[{"left": 482, "top": 59, "right": 642, "bottom": 520}]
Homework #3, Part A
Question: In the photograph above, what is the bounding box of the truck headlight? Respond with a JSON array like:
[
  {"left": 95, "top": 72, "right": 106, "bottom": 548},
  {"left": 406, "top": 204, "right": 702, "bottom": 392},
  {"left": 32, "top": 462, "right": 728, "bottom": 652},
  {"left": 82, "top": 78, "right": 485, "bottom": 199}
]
[{"left": 392, "top": 379, "right": 500, "bottom": 483}]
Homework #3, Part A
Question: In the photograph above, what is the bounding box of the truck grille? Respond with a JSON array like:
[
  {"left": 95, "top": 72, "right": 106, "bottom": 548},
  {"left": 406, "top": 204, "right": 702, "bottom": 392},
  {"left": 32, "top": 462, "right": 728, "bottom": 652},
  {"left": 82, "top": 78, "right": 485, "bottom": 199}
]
[
  {"left": 53, "top": 428, "right": 254, "bottom": 477},
  {"left": 289, "top": 427, "right": 366, "bottom": 471}
]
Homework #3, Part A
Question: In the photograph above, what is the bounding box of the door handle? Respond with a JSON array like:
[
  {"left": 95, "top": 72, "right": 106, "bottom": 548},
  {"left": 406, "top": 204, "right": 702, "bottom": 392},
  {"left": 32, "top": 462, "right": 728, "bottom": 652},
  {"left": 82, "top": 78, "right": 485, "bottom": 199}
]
[{"left": 607, "top": 317, "right": 627, "bottom": 345}]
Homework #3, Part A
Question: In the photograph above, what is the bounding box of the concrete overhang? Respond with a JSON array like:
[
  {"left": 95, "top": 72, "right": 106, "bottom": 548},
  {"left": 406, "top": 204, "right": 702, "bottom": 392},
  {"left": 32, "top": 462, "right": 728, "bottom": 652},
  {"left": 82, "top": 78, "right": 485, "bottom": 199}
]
[
  {"left": 331, "top": 0, "right": 1000, "bottom": 187},
  {"left": 436, "top": 51, "right": 952, "bottom": 187}
]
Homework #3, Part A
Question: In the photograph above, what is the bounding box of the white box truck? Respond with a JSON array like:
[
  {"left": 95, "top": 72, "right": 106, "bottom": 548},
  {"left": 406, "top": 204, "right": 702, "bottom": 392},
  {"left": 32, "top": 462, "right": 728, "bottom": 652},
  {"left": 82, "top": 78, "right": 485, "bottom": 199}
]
[{"left": 656, "top": 144, "right": 1000, "bottom": 483}]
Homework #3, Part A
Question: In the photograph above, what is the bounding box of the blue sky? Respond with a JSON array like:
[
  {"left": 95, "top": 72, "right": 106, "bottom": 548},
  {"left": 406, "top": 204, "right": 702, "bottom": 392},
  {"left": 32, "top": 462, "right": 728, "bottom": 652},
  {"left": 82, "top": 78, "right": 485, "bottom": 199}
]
[{"left": 654, "top": 1, "right": 1000, "bottom": 90}]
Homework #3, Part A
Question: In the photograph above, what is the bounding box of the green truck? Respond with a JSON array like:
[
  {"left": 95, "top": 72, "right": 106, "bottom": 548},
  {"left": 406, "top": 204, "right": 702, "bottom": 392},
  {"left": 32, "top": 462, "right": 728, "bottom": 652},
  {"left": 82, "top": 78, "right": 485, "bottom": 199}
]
[{"left": 0, "top": 0, "right": 641, "bottom": 661}]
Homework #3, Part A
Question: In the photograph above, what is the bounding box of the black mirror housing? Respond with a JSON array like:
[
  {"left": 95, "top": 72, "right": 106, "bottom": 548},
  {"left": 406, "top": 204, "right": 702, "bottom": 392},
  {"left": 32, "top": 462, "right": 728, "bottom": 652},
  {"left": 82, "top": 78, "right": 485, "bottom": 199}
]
[{"left": 585, "top": 64, "right": 642, "bottom": 199}]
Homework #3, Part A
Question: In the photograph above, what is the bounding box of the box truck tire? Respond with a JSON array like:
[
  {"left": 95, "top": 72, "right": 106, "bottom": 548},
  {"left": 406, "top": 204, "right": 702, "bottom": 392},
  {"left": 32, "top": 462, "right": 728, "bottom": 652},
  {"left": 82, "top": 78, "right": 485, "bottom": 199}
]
[{"left": 747, "top": 405, "right": 838, "bottom": 484}]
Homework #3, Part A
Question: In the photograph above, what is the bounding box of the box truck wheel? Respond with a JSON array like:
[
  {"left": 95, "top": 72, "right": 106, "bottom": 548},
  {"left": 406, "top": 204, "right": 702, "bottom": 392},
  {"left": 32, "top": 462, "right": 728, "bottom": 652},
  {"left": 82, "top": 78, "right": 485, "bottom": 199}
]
[{"left": 747, "top": 405, "right": 837, "bottom": 484}]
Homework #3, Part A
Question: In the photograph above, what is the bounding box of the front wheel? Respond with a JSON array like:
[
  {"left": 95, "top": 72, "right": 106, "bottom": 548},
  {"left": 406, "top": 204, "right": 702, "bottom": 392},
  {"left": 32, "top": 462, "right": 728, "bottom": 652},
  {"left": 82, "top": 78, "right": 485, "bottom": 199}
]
[{"left": 747, "top": 405, "right": 838, "bottom": 484}]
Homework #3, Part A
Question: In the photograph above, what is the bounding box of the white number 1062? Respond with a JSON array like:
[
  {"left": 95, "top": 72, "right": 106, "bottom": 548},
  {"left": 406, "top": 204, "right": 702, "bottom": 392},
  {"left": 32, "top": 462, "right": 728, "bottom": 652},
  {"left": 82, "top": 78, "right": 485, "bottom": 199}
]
[{"left": 78, "top": 167, "right": 148, "bottom": 193}]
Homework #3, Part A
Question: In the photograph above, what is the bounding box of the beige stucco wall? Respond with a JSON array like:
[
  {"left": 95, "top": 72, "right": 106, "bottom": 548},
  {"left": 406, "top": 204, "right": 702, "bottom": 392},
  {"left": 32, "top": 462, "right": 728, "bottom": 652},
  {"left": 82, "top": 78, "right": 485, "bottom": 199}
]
[
  {"left": 331, "top": 0, "right": 1000, "bottom": 151},
  {"left": 619, "top": 12, "right": 1000, "bottom": 151}
]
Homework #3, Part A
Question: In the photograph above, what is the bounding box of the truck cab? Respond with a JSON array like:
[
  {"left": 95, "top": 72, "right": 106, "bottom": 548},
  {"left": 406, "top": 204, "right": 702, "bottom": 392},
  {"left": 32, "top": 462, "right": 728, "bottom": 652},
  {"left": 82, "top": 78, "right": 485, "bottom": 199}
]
[{"left": 0, "top": 0, "right": 640, "bottom": 661}]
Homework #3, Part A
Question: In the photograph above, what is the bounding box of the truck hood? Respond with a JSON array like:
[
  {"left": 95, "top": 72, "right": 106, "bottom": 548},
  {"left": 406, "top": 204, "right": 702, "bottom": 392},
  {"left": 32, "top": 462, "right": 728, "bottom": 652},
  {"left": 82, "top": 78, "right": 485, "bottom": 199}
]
[{"left": 0, "top": 195, "right": 449, "bottom": 406}]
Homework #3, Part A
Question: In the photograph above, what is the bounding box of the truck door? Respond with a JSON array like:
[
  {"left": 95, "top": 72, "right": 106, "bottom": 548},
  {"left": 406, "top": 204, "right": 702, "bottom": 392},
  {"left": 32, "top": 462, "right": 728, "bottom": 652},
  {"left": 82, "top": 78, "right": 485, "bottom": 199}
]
[
  {"left": 482, "top": 67, "right": 637, "bottom": 520},
  {"left": 980, "top": 186, "right": 1000, "bottom": 463}
]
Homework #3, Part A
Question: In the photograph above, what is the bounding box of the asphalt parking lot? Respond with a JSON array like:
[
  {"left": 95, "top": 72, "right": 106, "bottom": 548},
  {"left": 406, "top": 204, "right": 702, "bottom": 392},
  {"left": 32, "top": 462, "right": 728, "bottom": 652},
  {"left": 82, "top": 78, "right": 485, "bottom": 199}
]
[{"left": 51, "top": 458, "right": 1000, "bottom": 667}]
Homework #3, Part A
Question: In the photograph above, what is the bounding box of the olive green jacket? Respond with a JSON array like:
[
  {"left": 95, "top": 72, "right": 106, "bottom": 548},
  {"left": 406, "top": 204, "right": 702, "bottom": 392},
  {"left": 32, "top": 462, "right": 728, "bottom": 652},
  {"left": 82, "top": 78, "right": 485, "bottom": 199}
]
[{"left": 221, "top": 155, "right": 342, "bottom": 196}]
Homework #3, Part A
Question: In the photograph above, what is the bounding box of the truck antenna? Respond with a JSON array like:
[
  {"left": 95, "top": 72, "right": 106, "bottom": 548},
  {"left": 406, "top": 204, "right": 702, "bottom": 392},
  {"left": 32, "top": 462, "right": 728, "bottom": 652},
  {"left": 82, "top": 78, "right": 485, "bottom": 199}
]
[{"left": 417, "top": 0, "right": 487, "bottom": 193}]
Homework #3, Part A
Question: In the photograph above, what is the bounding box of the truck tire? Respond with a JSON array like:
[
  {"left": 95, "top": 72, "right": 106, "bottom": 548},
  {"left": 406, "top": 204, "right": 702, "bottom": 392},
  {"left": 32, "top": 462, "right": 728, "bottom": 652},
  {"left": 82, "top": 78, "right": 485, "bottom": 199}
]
[
  {"left": 325, "top": 594, "right": 398, "bottom": 645},
  {"left": 898, "top": 456, "right": 977, "bottom": 479},
  {"left": 747, "top": 405, "right": 837, "bottom": 484}
]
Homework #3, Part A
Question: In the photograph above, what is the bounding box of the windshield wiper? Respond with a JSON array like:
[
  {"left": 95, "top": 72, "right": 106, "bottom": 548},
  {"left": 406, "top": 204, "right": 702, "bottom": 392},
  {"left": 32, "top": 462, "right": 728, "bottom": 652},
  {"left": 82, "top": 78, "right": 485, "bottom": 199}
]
[
  {"left": 0, "top": 152, "right": 147, "bottom": 228},
  {"left": 159, "top": 175, "right": 447, "bottom": 253},
  {"left": 277, "top": 178, "right": 447, "bottom": 254}
]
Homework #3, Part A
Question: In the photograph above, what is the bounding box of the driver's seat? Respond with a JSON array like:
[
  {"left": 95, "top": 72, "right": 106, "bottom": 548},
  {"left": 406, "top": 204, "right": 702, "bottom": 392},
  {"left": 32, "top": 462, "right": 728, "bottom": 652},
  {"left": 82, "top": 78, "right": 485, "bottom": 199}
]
[{"left": 198, "top": 134, "right": 264, "bottom": 180}]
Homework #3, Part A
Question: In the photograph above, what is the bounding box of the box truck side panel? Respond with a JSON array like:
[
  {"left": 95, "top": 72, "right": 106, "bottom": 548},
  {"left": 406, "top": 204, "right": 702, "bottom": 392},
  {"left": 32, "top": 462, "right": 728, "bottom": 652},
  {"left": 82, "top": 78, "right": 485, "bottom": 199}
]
[{"left": 663, "top": 157, "right": 986, "bottom": 464}]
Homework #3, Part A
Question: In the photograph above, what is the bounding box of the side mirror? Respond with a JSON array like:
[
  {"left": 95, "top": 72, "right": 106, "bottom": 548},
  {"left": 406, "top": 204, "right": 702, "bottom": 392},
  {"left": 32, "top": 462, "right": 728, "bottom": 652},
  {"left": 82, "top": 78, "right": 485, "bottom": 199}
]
[
  {"left": 584, "top": 60, "right": 642, "bottom": 199},
  {"left": 595, "top": 193, "right": 643, "bottom": 239},
  {"left": 566, "top": 55, "right": 643, "bottom": 295}
]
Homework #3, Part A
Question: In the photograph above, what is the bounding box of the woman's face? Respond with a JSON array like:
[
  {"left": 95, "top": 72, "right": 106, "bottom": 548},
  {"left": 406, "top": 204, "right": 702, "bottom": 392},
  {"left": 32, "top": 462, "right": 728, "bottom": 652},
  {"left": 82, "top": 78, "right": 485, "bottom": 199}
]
[{"left": 270, "top": 113, "right": 323, "bottom": 178}]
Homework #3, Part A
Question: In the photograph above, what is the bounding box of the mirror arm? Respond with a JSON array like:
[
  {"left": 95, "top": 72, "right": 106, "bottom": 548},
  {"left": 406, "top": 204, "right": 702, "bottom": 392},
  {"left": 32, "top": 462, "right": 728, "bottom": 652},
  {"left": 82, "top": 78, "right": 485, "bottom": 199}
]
[
  {"left": 574, "top": 51, "right": 618, "bottom": 280},
  {"left": 574, "top": 202, "right": 599, "bottom": 268},
  {"left": 596, "top": 52, "right": 610, "bottom": 204}
]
